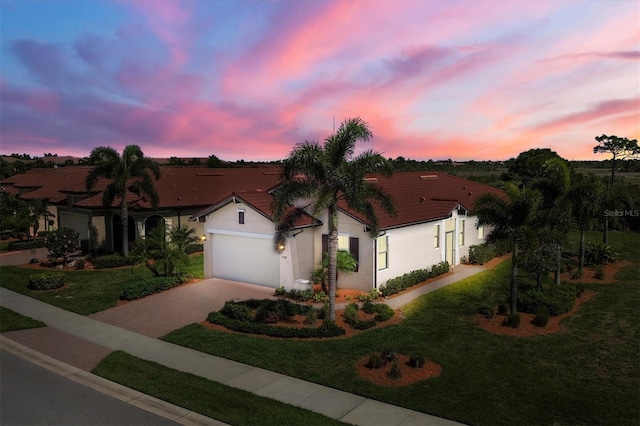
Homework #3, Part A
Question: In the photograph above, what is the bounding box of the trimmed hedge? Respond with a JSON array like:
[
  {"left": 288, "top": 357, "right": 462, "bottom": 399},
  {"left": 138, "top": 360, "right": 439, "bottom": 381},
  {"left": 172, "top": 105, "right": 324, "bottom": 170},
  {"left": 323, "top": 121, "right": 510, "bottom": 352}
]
[
  {"left": 468, "top": 239, "right": 511, "bottom": 265},
  {"left": 517, "top": 285, "right": 576, "bottom": 316},
  {"left": 206, "top": 311, "right": 345, "bottom": 338},
  {"left": 28, "top": 272, "right": 64, "bottom": 290},
  {"left": 8, "top": 239, "right": 46, "bottom": 251},
  {"left": 379, "top": 261, "right": 449, "bottom": 297},
  {"left": 93, "top": 254, "right": 143, "bottom": 269},
  {"left": 185, "top": 243, "right": 204, "bottom": 254},
  {"left": 120, "top": 276, "right": 185, "bottom": 300}
]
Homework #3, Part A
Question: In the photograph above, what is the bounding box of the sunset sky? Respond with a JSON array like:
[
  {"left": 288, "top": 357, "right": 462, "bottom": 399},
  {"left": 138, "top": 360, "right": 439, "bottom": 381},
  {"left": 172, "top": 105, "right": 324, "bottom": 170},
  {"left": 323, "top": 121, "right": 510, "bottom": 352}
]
[{"left": 1, "top": 0, "right": 638, "bottom": 162}]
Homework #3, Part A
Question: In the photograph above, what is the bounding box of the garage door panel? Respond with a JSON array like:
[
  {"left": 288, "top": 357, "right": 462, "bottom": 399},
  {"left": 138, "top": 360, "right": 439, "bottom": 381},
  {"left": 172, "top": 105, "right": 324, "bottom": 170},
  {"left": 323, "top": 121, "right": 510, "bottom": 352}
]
[{"left": 212, "top": 233, "right": 279, "bottom": 288}]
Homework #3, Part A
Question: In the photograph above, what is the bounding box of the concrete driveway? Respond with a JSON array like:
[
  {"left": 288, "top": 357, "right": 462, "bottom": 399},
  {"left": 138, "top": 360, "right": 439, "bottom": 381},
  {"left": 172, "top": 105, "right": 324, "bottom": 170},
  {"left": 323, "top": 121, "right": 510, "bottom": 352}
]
[{"left": 89, "top": 278, "right": 278, "bottom": 338}]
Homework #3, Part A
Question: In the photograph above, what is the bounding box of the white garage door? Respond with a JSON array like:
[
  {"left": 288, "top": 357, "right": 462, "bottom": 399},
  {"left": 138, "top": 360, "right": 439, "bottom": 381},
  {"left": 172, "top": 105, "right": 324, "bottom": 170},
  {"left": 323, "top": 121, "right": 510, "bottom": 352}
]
[{"left": 211, "top": 233, "right": 280, "bottom": 288}]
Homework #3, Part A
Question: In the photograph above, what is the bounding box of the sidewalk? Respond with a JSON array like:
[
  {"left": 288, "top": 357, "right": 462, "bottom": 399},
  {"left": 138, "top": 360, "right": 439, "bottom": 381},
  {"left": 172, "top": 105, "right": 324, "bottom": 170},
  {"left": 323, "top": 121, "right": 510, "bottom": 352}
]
[{"left": 0, "top": 266, "right": 485, "bottom": 426}]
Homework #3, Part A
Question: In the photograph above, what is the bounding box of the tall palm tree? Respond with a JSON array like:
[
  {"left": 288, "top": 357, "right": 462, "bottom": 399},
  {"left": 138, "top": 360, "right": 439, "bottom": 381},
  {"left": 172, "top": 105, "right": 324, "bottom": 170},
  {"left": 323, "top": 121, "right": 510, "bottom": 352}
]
[
  {"left": 569, "top": 174, "right": 605, "bottom": 278},
  {"left": 85, "top": 145, "right": 161, "bottom": 256},
  {"left": 272, "top": 118, "right": 396, "bottom": 321},
  {"left": 475, "top": 183, "right": 542, "bottom": 314}
]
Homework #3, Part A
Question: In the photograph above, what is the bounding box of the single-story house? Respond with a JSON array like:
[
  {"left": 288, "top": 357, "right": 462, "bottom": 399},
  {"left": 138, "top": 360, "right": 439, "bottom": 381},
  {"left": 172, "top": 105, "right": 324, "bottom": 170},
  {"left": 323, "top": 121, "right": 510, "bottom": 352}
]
[
  {"left": 0, "top": 166, "right": 282, "bottom": 252},
  {"left": 191, "top": 171, "right": 504, "bottom": 292}
]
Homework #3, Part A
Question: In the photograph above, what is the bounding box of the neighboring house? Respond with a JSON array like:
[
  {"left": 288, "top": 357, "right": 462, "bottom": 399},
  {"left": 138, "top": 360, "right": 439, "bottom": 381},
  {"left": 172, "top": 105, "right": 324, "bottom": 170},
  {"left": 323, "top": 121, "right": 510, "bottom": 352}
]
[
  {"left": 191, "top": 171, "right": 503, "bottom": 292},
  {"left": 0, "top": 166, "right": 282, "bottom": 253}
]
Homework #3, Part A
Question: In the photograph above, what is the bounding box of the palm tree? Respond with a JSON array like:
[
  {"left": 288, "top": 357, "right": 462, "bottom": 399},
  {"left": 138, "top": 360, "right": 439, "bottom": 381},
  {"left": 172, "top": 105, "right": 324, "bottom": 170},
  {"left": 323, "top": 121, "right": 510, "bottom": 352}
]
[
  {"left": 475, "top": 183, "right": 542, "bottom": 314},
  {"left": 272, "top": 118, "right": 396, "bottom": 321},
  {"left": 30, "top": 199, "right": 55, "bottom": 239},
  {"left": 85, "top": 145, "right": 161, "bottom": 256},
  {"left": 569, "top": 174, "right": 605, "bottom": 278}
]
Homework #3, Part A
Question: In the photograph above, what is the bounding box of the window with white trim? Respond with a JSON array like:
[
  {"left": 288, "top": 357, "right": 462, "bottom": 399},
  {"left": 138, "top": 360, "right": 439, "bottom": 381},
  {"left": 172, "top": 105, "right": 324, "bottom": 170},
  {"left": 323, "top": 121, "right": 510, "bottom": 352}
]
[
  {"left": 434, "top": 224, "right": 440, "bottom": 248},
  {"left": 459, "top": 219, "right": 465, "bottom": 246},
  {"left": 238, "top": 209, "right": 245, "bottom": 224},
  {"left": 377, "top": 235, "right": 389, "bottom": 271},
  {"left": 477, "top": 224, "right": 484, "bottom": 239}
]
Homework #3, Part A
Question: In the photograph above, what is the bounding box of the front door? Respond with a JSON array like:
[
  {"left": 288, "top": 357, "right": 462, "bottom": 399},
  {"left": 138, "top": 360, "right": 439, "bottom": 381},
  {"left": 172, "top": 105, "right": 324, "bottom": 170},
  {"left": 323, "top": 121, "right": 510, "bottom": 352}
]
[{"left": 445, "top": 231, "right": 454, "bottom": 266}]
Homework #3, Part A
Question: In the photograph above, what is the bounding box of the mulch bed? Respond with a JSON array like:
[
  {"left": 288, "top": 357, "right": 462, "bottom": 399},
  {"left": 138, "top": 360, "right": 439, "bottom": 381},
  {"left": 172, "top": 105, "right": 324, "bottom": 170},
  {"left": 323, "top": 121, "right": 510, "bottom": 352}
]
[
  {"left": 473, "top": 290, "right": 595, "bottom": 337},
  {"left": 559, "top": 261, "right": 631, "bottom": 284},
  {"left": 355, "top": 354, "right": 442, "bottom": 387}
]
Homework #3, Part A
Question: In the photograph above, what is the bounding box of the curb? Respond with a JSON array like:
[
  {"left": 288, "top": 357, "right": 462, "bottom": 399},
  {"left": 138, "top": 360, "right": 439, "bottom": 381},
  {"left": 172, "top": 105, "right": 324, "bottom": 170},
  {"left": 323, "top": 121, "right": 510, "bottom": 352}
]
[{"left": 0, "top": 336, "right": 227, "bottom": 426}]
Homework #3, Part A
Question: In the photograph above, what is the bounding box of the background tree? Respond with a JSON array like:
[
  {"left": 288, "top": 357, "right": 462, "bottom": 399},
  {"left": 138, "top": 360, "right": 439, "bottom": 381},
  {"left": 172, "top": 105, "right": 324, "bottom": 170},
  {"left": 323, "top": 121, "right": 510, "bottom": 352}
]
[
  {"left": 29, "top": 199, "right": 55, "bottom": 238},
  {"left": 475, "top": 183, "right": 542, "bottom": 313},
  {"left": 272, "top": 117, "right": 396, "bottom": 321},
  {"left": 593, "top": 134, "right": 639, "bottom": 243},
  {"left": 85, "top": 145, "right": 161, "bottom": 256},
  {"left": 507, "top": 148, "right": 564, "bottom": 186}
]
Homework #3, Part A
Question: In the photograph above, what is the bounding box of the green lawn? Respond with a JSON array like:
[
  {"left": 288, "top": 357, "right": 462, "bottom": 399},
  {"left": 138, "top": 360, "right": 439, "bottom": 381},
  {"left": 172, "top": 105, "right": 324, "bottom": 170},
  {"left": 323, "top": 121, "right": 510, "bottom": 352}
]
[
  {"left": 0, "top": 306, "right": 46, "bottom": 332},
  {"left": 163, "top": 232, "right": 640, "bottom": 425},
  {"left": 0, "top": 253, "right": 204, "bottom": 315},
  {"left": 92, "top": 351, "right": 347, "bottom": 426}
]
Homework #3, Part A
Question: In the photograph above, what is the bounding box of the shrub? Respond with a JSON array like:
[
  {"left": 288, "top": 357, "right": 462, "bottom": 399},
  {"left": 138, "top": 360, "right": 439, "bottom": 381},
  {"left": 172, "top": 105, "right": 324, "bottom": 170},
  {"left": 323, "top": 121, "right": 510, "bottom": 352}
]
[
  {"left": 366, "top": 353, "right": 385, "bottom": 369},
  {"left": 518, "top": 286, "right": 576, "bottom": 316},
  {"left": 387, "top": 362, "right": 402, "bottom": 379},
  {"left": 408, "top": 353, "right": 426, "bottom": 368},
  {"left": 502, "top": 313, "right": 521, "bottom": 328},
  {"left": 44, "top": 227, "right": 80, "bottom": 264},
  {"left": 575, "top": 283, "right": 586, "bottom": 297},
  {"left": 220, "top": 301, "right": 254, "bottom": 322},
  {"left": 74, "top": 259, "right": 86, "bottom": 270},
  {"left": 304, "top": 309, "right": 318, "bottom": 325},
  {"left": 381, "top": 348, "right": 396, "bottom": 363},
  {"left": 125, "top": 255, "right": 144, "bottom": 266},
  {"left": 274, "top": 286, "right": 286, "bottom": 297},
  {"left": 120, "top": 276, "right": 184, "bottom": 300},
  {"left": 362, "top": 301, "right": 394, "bottom": 322},
  {"left": 532, "top": 306, "right": 549, "bottom": 328},
  {"left": 313, "top": 291, "right": 327, "bottom": 303},
  {"left": 343, "top": 303, "right": 359, "bottom": 325},
  {"left": 318, "top": 302, "right": 329, "bottom": 320},
  {"left": 93, "top": 254, "right": 127, "bottom": 269},
  {"left": 8, "top": 239, "right": 46, "bottom": 251},
  {"left": 287, "top": 289, "right": 313, "bottom": 301},
  {"left": 593, "top": 265, "right": 605, "bottom": 280},
  {"left": 585, "top": 241, "right": 616, "bottom": 266},
  {"left": 468, "top": 243, "right": 495, "bottom": 265},
  {"left": 28, "top": 272, "right": 64, "bottom": 290},
  {"left": 497, "top": 303, "right": 508, "bottom": 315},
  {"left": 185, "top": 243, "right": 204, "bottom": 254},
  {"left": 477, "top": 306, "right": 495, "bottom": 319}
]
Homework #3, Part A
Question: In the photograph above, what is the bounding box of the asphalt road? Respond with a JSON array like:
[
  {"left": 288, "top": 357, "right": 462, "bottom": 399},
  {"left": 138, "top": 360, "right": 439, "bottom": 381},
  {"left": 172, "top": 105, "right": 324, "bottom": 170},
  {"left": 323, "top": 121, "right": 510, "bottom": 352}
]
[{"left": 0, "top": 350, "right": 177, "bottom": 426}]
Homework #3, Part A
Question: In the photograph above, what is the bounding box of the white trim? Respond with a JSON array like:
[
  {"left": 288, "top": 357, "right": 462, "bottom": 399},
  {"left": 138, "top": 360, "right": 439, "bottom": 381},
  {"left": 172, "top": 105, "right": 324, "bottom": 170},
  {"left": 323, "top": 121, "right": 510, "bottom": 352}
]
[{"left": 206, "top": 228, "right": 273, "bottom": 240}]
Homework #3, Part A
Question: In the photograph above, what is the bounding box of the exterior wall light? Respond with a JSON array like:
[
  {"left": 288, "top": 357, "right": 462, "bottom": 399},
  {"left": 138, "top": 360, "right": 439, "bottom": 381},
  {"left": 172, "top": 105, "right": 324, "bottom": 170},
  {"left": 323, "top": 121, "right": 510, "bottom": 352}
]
[
  {"left": 277, "top": 241, "right": 285, "bottom": 252},
  {"left": 201, "top": 234, "right": 207, "bottom": 242}
]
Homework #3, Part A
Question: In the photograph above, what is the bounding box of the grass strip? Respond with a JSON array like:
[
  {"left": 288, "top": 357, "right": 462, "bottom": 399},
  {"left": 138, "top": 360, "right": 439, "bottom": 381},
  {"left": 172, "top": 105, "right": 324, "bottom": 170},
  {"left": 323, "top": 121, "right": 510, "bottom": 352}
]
[
  {"left": 92, "top": 351, "right": 347, "bottom": 426},
  {"left": 0, "top": 306, "right": 46, "bottom": 332}
]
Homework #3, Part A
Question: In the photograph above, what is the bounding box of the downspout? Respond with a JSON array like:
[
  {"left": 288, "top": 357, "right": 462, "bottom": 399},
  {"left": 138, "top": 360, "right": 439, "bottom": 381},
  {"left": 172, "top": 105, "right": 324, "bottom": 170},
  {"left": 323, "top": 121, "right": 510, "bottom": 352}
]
[{"left": 373, "top": 237, "right": 377, "bottom": 290}]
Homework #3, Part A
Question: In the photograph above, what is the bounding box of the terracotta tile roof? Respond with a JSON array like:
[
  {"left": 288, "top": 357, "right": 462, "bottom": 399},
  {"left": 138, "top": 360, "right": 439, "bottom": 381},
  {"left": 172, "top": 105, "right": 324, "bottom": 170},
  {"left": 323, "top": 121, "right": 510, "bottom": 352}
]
[
  {"left": 0, "top": 167, "right": 96, "bottom": 203},
  {"left": 338, "top": 171, "right": 504, "bottom": 229}
]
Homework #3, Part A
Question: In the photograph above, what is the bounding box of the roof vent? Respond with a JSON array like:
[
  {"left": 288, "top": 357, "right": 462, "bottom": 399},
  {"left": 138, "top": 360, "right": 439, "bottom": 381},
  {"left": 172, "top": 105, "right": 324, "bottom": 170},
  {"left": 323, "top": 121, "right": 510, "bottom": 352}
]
[
  {"left": 196, "top": 172, "right": 224, "bottom": 177},
  {"left": 463, "top": 185, "right": 468, "bottom": 190},
  {"left": 419, "top": 197, "right": 426, "bottom": 203},
  {"left": 364, "top": 177, "right": 378, "bottom": 182},
  {"left": 468, "top": 191, "right": 473, "bottom": 196},
  {"left": 419, "top": 175, "right": 438, "bottom": 180}
]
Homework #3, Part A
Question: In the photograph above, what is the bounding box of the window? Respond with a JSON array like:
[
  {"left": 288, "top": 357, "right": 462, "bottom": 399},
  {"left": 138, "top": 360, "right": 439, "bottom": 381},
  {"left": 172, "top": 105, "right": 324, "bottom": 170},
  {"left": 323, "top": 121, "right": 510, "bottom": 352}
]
[
  {"left": 322, "top": 234, "right": 359, "bottom": 272},
  {"left": 477, "top": 224, "right": 484, "bottom": 239},
  {"left": 377, "top": 235, "right": 389, "bottom": 270},
  {"left": 434, "top": 224, "right": 440, "bottom": 248},
  {"left": 238, "top": 209, "right": 245, "bottom": 224},
  {"left": 459, "top": 219, "right": 465, "bottom": 246}
]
